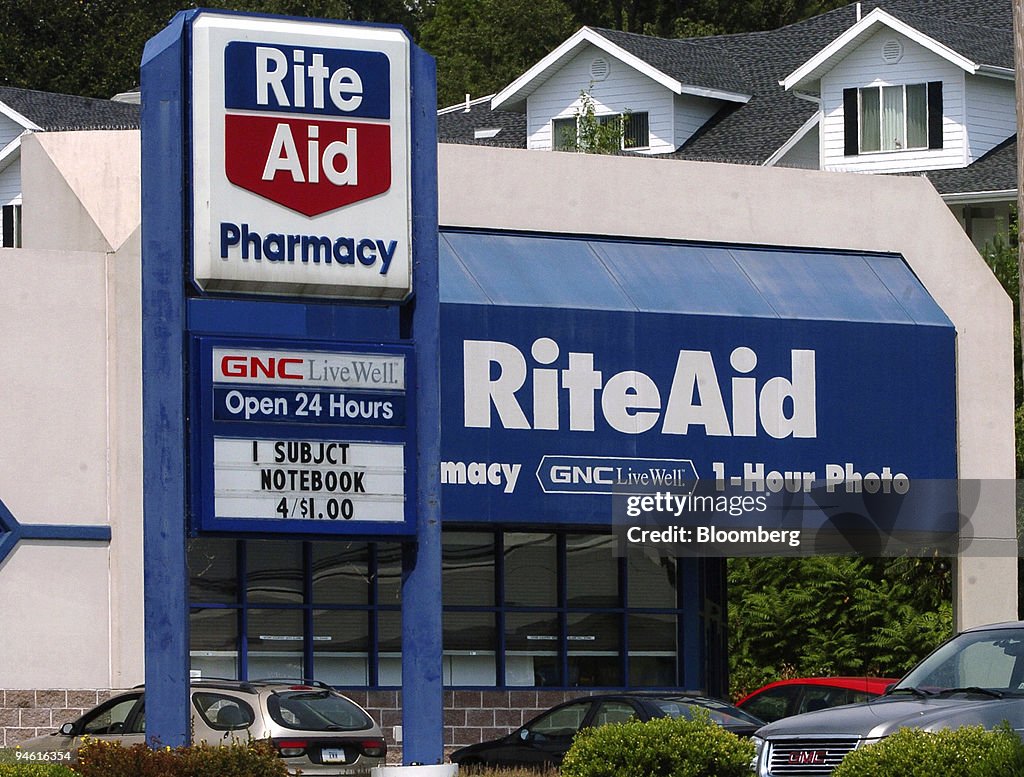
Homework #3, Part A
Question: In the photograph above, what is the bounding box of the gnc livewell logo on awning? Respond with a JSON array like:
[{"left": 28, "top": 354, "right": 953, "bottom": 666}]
[{"left": 190, "top": 14, "right": 412, "bottom": 300}]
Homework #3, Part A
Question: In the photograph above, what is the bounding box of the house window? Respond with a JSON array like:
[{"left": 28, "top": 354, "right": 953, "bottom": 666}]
[
  {"left": 552, "top": 117, "right": 577, "bottom": 151},
  {"left": 845, "top": 82, "right": 942, "bottom": 155},
  {"left": 551, "top": 112, "right": 650, "bottom": 151},
  {"left": 1, "top": 204, "right": 21, "bottom": 248},
  {"left": 623, "top": 112, "right": 649, "bottom": 149}
]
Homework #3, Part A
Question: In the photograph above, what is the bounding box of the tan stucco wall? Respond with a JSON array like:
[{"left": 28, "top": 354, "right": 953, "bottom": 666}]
[{"left": 0, "top": 132, "right": 143, "bottom": 688}]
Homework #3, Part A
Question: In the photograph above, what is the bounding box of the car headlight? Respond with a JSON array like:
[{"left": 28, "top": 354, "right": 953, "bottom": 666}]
[{"left": 750, "top": 736, "right": 765, "bottom": 774}]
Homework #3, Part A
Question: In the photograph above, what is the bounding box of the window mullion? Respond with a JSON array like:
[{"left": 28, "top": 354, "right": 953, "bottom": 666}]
[{"left": 902, "top": 85, "right": 909, "bottom": 149}]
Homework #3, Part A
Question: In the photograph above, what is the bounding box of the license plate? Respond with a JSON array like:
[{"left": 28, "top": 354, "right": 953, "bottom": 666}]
[{"left": 321, "top": 748, "right": 349, "bottom": 764}]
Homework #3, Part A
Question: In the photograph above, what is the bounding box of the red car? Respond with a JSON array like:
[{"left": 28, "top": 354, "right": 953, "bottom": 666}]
[{"left": 735, "top": 677, "right": 897, "bottom": 722}]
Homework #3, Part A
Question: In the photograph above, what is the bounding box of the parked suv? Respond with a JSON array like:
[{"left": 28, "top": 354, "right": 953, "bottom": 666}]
[
  {"left": 20, "top": 679, "right": 386, "bottom": 776},
  {"left": 752, "top": 621, "right": 1024, "bottom": 776}
]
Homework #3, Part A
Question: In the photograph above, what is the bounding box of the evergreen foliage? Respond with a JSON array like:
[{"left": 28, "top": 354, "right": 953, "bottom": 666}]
[
  {"left": 831, "top": 725, "right": 1024, "bottom": 777},
  {"left": 728, "top": 556, "right": 953, "bottom": 700},
  {"left": 0, "top": 0, "right": 852, "bottom": 106},
  {"left": 560, "top": 713, "right": 755, "bottom": 777}
]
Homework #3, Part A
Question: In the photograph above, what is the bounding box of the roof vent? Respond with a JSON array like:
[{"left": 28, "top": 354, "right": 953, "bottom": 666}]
[
  {"left": 590, "top": 57, "right": 611, "bottom": 81},
  {"left": 881, "top": 39, "right": 903, "bottom": 64}
]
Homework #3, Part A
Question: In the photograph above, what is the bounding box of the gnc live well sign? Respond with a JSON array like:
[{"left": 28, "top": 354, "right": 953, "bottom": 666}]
[{"left": 191, "top": 14, "right": 412, "bottom": 300}]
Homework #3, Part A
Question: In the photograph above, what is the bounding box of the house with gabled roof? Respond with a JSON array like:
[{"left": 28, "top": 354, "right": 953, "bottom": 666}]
[
  {"left": 0, "top": 86, "right": 139, "bottom": 248},
  {"left": 437, "top": 0, "right": 1016, "bottom": 248}
]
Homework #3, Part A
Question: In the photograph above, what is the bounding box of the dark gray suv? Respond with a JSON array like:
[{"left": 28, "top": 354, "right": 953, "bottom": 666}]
[{"left": 752, "top": 621, "right": 1024, "bottom": 776}]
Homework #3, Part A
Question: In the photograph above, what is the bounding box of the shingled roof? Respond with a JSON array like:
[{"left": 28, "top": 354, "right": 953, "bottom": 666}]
[
  {"left": 0, "top": 86, "right": 139, "bottom": 131},
  {"left": 437, "top": 0, "right": 1015, "bottom": 195}
]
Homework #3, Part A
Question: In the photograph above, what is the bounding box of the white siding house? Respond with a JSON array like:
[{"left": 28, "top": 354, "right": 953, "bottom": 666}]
[
  {"left": 964, "top": 73, "right": 1016, "bottom": 164},
  {"left": 440, "top": 3, "right": 1016, "bottom": 250},
  {"left": 494, "top": 27, "right": 748, "bottom": 155},
  {"left": 819, "top": 29, "right": 964, "bottom": 173},
  {"left": 525, "top": 42, "right": 678, "bottom": 154}
]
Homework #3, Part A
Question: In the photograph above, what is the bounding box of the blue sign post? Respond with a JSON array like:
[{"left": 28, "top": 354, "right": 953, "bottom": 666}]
[{"left": 141, "top": 9, "right": 440, "bottom": 757}]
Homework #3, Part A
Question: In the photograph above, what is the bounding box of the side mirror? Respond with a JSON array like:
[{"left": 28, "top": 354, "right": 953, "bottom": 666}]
[
  {"left": 518, "top": 728, "right": 530, "bottom": 742},
  {"left": 59, "top": 723, "right": 75, "bottom": 736}
]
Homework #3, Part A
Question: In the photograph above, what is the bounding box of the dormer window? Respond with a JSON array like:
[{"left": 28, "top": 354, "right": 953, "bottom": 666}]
[
  {"left": 551, "top": 112, "right": 650, "bottom": 152},
  {"left": 844, "top": 82, "right": 942, "bottom": 155},
  {"left": 859, "top": 84, "right": 926, "bottom": 151}
]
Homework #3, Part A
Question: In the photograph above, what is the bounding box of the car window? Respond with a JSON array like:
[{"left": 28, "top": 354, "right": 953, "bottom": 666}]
[
  {"left": 739, "top": 686, "right": 801, "bottom": 723},
  {"left": 898, "top": 628, "right": 1024, "bottom": 693},
  {"left": 797, "top": 686, "right": 863, "bottom": 714},
  {"left": 591, "top": 701, "right": 637, "bottom": 726},
  {"left": 914, "top": 636, "right": 1017, "bottom": 690},
  {"left": 127, "top": 700, "right": 145, "bottom": 735},
  {"left": 527, "top": 702, "right": 591, "bottom": 738},
  {"left": 79, "top": 695, "right": 142, "bottom": 735},
  {"left": 267, "top": 690, "right": 373, "bottom": 732},
  {"left": 651, "top": 699, "right": 761, "bottom": 727},
  {"left": 192, "top": 692, "right": 256, "bottom": 730}
]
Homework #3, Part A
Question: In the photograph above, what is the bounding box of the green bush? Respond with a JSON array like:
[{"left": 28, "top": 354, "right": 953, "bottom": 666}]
[
  {"left": 72, "top": 738, "right": 288, "bottom": 777},
  {"left": 560, "top": 714, "right": 755, "bottom": 777},
  {"left": 832, "top": 725, "right": 1024, "bottom": 777},
  {"left": 0, "top": 765, "right": 77, "bottom": 777}
]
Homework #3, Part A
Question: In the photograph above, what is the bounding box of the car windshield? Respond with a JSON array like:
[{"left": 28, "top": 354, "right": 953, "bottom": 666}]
[
  {"left": 894, "top": 627, "right": 1024, "bottom": 695},
  {"left": 267, "top": 690, "right": 375, "bottom": 731},
  {"left": 650, "top": 698, "right": 763, "bottom": 726}
]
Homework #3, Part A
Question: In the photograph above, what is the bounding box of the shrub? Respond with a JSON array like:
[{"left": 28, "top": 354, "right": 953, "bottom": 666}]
[
  {"left": 0, "top": 765, "right": 78, "bottom": 777},
  {"left": 832, "top": 725, "right": 1024, "bottom": 777},
  {"left": 560, "top": 714, "right": 755, "bottom": 777},
  {"left": 72, "top": 738, "right": 288, "bottom": 777}
]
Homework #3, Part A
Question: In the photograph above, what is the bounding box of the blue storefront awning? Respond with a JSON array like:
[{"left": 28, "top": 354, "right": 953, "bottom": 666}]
[
  {"left": 439, "top": 230, "right": 952, "bottom": 327},
  {"left": 437, "top": 229, "right": 957, "bottom": 546}
]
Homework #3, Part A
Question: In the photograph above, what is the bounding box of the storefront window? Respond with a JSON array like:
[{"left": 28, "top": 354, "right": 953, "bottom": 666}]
[
  {"left": 312, "top": 543, "right": 369, "bottom": 604},
  {"left": 247, "top": 608, "right": 303, "bottom": 678},
  {"left": 189, "top": 607, "right": 238, "bottom": 678},
  {"left": 567, "top": 535, "right": 619, "bottom": 607},
  {"left": 443, "top": 532, "right": 495, "bottom": 606},
  {"left": 505, "top": 612, "right": 559, "bottom": 686},
  {"left": 188, "top": 538, "right": 238, "bottom": 604},
  {"left": 568, "top": 612, "right": 621, "bottom": 686},
  {"left": 378, "top": 610, "right": 402, "bottom": 685},
  {"left": 628, "top": 613, "right": 677, "bottom": 686},
  {"left": 443, "top": 611, "right": 496, "bottom": 685},
  {"left": 247, "top": 540, "right": 303, "bottom": 604},
  {"left": 376, "top": 544, "right": 403, "bottom": 605},
  {"left": 504, "top": 533, "right": 556, "bottom": 607},
  {"left": 187, "top": 533, "right": 690, "bottom": 688},
  {"left": 313, "top": 609, "right": 369, "bottom": 685},
  {"left": 627, "top": 551, "right": 677, "bottom": 608}
]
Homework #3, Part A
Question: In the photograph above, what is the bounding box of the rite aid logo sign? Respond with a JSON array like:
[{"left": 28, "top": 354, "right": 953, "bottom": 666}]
[{"left": 191, "top": 14, "right": 412, "bottom": 300}]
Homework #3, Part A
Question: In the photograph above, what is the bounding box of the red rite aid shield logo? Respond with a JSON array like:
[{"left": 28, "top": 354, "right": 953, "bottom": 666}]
[{"left": 223, "top": 42, "right": 392, "bottom": 216}]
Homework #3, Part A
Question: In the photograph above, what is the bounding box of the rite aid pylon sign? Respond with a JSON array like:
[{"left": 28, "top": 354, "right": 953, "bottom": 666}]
[{"left": 191, "top": 14, "right": 412, "bottom": 300}]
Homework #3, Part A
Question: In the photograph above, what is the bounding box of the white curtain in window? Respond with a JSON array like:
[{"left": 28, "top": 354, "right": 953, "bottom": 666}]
[
  {"left": 881, "top": 85, "right": 904, "bottom": 150},
  {"left": 860, "top": 88, "right": 881, "bottom": 152}
]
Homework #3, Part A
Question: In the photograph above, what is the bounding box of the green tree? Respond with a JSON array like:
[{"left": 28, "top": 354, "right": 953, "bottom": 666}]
[
  {"left": 728, "top": 556, "right": 953, "bottom": 700},
  {"left": 0, "top": 0, "right": 423, "bottom": 98},
  {"left": 559, "top": 88, "right": 629, "bottom": 154},
  {"left": 418, "top": 0, "right": 576, "bottom": 108}
]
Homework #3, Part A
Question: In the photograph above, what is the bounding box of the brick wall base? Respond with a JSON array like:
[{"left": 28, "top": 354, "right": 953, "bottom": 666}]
[
  {"left": 0, "top": 690, "right": 113, "bottom": 748},
  {"left": 1, "top": 688, "right": 589, "bottom": 764}
]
